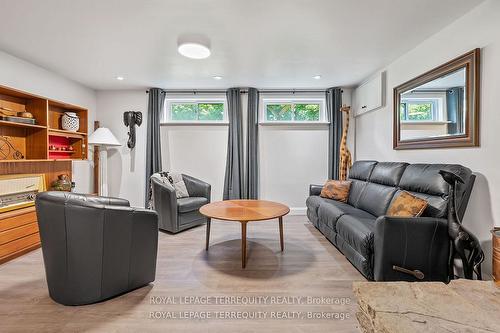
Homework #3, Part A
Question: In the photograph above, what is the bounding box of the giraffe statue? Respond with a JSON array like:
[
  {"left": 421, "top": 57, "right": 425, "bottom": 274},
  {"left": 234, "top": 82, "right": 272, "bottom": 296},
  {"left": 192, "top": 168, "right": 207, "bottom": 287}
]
[{"left": 338, "top": 105, "right": 352, "bottom": 181}]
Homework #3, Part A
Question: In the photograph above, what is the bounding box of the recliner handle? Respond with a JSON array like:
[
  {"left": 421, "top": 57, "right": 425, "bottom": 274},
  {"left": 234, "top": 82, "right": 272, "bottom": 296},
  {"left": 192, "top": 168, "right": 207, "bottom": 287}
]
[{"left": 393, "top": 265, "right": 425, "bottom": 280}]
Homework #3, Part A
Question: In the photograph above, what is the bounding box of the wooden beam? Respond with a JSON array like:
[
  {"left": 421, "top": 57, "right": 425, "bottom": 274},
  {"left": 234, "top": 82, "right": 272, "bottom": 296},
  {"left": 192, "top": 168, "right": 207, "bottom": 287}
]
[{"left": 93, "top": 121, "right": 100, "bottom": 195}]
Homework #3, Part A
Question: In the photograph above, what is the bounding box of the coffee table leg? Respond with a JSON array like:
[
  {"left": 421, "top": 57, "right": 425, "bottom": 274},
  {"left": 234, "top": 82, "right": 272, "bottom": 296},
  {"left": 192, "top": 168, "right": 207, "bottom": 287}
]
[
  {"left": 205, "top": 218, "right": 211, "bottom": 251},
  {"left": 279, "top": 217, "right": 284, "bottom": 252},
  {"left": 241, "top": 222, "right": 247, "bottom": 268}
]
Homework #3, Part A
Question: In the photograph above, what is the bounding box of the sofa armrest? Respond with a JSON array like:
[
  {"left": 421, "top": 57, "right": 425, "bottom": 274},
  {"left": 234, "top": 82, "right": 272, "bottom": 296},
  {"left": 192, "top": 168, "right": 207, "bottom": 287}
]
[
  {"left": 183, "top": 174, "right": 211, "bottom": 200},
  {"left": 150, "top": 177, "right": 178, "bottom": 231},
  {"left": 374, "top": 216, "right": 450, "bottom": 282},
  {"left": 309, "top": 184, "right": 323, "bottom": 196}
]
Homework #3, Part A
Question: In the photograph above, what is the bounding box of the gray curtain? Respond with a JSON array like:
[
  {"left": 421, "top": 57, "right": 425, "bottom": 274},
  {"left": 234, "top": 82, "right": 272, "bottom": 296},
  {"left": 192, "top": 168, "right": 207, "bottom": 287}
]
[
  {"left": 246, "top": 88, "right": 259, "bottom": 199},
  {"left": 223, "top": 88, "right": 244, "bottom": 199},
  {"left": 446, "top": 87, "right": 464, "bottom": 134},
  {"left": 145, "top": 88, "right": 165, "bottom": 206},
  {"left": 326, "top": 88, "right": 342, "bottom": 180}
]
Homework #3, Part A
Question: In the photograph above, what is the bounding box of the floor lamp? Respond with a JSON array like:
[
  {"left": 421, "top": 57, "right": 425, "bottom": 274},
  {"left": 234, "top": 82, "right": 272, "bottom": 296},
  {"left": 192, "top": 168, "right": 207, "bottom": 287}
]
[{"left": 88, "top": 127, "right": 121, "bottom": 196}]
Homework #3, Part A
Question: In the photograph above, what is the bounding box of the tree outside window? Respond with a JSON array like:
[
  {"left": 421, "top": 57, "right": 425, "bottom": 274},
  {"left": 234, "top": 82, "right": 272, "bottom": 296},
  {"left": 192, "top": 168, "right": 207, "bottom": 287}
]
[{"left": 266, "top": 103, "right": 320, "bottom": 122}]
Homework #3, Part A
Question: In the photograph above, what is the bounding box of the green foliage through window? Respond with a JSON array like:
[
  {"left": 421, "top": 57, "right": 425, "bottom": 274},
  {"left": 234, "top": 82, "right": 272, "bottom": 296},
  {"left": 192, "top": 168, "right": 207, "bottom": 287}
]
[
  {"left": 171, "top": 102, "right": 224, "bottom": 121},
  {"left": 400, "top": 100, "right": 435, "bottom": 121},
  {"left": 266, "top": 103, "right": 320, "bottom": 121},
  {"left": 407, "top": 103, "right": 432, "bottom": 120}
]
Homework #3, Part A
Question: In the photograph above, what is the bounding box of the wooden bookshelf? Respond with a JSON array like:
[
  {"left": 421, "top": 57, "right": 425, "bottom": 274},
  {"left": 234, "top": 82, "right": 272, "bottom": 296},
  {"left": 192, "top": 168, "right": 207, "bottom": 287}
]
[
  {"left": 0, "top": 84, "right": 87, "bottom": 265},
  {"left": 0, "top": 84, "right": 88, "bottom": 163}
]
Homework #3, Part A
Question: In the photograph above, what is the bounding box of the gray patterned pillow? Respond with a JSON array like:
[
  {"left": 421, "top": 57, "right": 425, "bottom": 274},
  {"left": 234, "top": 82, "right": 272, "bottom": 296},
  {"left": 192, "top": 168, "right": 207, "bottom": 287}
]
[
  {"left": 167, "top": 172, "right": 189, "bottom": 199},
  {"left": 152, "top": 172, "right": 189, "bottom": 199}
]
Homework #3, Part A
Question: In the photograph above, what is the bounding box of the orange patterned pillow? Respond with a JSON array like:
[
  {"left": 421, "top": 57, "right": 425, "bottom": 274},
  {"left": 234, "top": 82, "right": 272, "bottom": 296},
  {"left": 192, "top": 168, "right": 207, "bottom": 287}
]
[
  {"left": 387, "top": 191, "right": 428, "bottom": 217},
  {"left": 320, "top": 180, "right": 352, "bottom": 203}
]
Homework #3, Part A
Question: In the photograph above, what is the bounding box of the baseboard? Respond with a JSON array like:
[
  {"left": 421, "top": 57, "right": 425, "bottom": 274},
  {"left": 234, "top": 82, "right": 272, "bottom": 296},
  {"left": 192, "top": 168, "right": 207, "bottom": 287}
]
[{"left": 289, "top": 207, "right": 306, "bottom": 215}]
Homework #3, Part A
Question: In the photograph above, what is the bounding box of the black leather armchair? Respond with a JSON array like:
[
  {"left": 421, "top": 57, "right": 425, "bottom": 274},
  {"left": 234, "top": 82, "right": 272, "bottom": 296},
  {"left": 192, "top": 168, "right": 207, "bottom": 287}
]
[
  {"left": 151, "top": 174, "right": 210, "bottom": 233},
  {"left": 35, "top": 192, "right": 158, "bottom": 306}
]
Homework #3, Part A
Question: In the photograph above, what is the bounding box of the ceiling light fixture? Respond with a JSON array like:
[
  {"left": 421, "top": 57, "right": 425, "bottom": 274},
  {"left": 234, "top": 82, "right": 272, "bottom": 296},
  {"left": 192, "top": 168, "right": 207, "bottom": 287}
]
[
  {"left": 313, "top": 75, "right": 322, "bottom": 80},
  {"left": 116, "top": 76, "right": 124, "bottom": 81},
  {"left": 177, "top": 34, "right": 211, "bottom": 59},
  {"left": 213, "top": 76, "right": 223, "bottom": 80}
]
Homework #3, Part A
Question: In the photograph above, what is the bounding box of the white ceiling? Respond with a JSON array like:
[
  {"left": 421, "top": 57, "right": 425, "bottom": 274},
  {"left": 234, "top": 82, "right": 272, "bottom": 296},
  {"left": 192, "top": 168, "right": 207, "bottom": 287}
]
[{"left": 0, "top": 0, "right": 484, "bottom": 90}]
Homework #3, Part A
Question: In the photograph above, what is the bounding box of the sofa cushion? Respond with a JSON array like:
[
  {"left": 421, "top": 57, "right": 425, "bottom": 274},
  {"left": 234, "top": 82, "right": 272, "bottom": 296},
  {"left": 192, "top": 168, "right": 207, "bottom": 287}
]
[
  {"left": 349, "top": 161, "right": 377, "bottom": 181},
  {"left": 399, "top": 164, "right": 449, "bottom": 196},
  {"left": 399, "top": 164, "right": 473, "bottom": 218},
  {"left": 320, "top": 180, "right": 352, "bottom": 203},
  {"left": 177, "top": 197, "right": 208, "bottom": 213},
  {"left": 347, "top": 180, "right": 367, "bottom": 207},
  {"left": 400, "top": 191, "right": 448, "bottom": 218},
  {"left": 357, "top": 183, "right": 397, "bottom": 217},
  {"left": 318, "top": 200, "right": 375, "bottom": 231},
  {"left": 369, "top": 162, "right": 408, "bottom": 186},
  {"left": 336, "top": 215, "right": 376, "bottom": 259}
]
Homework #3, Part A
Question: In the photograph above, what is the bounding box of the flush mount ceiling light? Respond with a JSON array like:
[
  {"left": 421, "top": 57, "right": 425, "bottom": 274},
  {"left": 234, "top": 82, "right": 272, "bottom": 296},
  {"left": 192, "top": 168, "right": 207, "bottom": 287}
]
[
  {"left": 213, "top": 76, "right": 223, "bottom": 80},
  {"left": 178, "top": 43, "right": 210, "bottom": 59},
  {"left": 177, "top": 34, "right": 211, "bottom": 59},
  {"left": 116, "top": 76, "right": 124, "bottom": 81},
  {"left": 313, "top": 75, "right": 322, "bottom": 80}
]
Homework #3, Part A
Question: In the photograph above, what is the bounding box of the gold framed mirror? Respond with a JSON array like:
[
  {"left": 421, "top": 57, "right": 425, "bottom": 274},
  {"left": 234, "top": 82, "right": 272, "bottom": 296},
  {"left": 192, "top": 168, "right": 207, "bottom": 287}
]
[{"left": 393, "top": 49, "right": 480, "bottom": 150}]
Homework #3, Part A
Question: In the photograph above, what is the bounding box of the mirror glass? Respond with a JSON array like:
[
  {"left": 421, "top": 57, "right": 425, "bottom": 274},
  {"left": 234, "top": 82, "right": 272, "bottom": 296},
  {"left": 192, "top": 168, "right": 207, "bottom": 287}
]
[{"left": 399, "top": 67, "right": 466, "bottom": 141}]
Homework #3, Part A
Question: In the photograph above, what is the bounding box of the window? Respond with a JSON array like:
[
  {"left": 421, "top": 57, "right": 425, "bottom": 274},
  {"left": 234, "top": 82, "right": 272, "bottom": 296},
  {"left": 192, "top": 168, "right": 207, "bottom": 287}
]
[
  {"left": 400, "top": 98, "right": 441, "bottom": 122},
  {"left": 163, "top": 99, "right": 227, "bottom": 123},
  {"left": 262, "top": 99, "right": 325, "bottom": 123}
]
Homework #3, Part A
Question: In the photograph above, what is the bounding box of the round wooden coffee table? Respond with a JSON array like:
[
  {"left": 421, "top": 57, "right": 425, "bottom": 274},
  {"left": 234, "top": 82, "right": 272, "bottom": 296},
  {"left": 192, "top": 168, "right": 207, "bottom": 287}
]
[{"left": 199, "top": 200, "right": 290, "bottom": 268}]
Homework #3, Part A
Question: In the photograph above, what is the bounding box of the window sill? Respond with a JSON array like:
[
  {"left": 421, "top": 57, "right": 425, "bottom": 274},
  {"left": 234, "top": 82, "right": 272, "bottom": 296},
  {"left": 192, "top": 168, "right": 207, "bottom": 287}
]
[
  {"left": 161, "top": 122, "right": 229, "bottom": 126},
  {"left": 401, "top": 121, "right": 451, "bottom": 125},
  {"left": 259, "top": 121, "right": 330, "bottom": 126}
]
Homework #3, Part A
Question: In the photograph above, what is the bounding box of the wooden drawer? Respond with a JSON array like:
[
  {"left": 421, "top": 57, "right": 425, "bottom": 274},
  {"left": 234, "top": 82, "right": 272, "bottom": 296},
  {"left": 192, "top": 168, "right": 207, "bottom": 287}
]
[
  {"left": 0, "top": 222, "right": 39, "bottom": 245},
  {"left": 0, "top": 206, "right": 40, "bottom": 264},
  {"left": 0, "top": 232, "right": 40, "bottom": 260},
  {"left": 0, "top": 206, "right": 37, "bottom": 232}
]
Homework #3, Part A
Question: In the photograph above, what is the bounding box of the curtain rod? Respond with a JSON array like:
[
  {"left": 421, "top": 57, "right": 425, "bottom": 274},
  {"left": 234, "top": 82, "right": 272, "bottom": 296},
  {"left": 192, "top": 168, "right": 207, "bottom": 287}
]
[{"left": 146, "top": 89, "right": 337, "bottom": 94}]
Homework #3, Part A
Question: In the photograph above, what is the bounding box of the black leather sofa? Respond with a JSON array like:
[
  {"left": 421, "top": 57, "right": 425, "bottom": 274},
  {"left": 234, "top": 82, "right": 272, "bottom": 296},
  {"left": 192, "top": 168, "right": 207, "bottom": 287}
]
[
  {"left": 151, "top": 173, "right": 211, "bottom": 233},
  {"left": 306, "top": 161, "right": 475, "bottom": 282},
  {"left": 35, "top": 192, "right": 158, "bottom": 305}
]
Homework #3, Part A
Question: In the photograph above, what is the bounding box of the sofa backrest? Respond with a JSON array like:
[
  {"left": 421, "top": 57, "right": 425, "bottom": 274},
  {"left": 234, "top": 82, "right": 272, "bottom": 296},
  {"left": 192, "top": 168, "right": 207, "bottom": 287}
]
[
  {"left": 348, "top": 161, "right": 474, "bottom": 219},
  {"left": 347, "top": 160, "right": 377, "bottom": 207}
]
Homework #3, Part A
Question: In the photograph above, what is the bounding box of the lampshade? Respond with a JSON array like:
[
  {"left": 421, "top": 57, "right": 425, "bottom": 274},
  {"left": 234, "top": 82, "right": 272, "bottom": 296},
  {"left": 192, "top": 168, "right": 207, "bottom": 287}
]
[{"left": 88, "top": 127, "right": 121, "bottom": 147}]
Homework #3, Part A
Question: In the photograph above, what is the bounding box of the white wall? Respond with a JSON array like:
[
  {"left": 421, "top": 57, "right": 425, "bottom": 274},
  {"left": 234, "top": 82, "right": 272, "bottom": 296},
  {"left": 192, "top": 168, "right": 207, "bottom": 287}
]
[
  {"left": 353, "top": 0, "right": 500, "bottom": 278},
  {"left": 0, "top": 50, "right": 96, "bottom": 193},
  {"left": 259, "top": 124, "right": 329, "bottom": 213},
  {"left": 97, "top": 89, "right": 354, "bottom": 212},
  {"left": 96, "top": 90, "right": 148, "bottom": 207},
  {"left": 161, "top": 125, "right": 228, "bottom": 201},
  {"left": 95, "top": 91, "right": 229, "bottom": 206},
  {"left": 259, "top": 90, "right": 353, "bottom": 214}
]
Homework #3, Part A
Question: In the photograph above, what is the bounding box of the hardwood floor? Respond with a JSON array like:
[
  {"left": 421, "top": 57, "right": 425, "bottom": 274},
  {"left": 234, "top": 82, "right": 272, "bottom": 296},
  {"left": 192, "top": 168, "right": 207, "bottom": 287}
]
[{"left": 0, "top": 215, "right": 365, "bottom": 332}]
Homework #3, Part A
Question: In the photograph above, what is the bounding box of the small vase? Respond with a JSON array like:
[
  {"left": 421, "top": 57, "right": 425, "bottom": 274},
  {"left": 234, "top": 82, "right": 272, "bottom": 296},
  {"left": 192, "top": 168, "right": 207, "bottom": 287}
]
[
  {"left": 61, "top": 112, "right": 79, "bottom": 132},
  {"left": 52, "top": 174, "right": 72, "bottom": 191}
]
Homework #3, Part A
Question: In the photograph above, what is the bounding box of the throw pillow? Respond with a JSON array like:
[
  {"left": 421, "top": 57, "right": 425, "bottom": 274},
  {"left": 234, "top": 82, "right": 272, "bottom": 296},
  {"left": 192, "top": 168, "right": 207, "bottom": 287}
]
[
  {"left": 166, "top": 172, "right": 189, "bottom": 199},
  {"left": 386, "top": 191, "right": 428, "bottom": 217},
  {"left": 320, "top": 180, "right": 352, "bottom": 203}
]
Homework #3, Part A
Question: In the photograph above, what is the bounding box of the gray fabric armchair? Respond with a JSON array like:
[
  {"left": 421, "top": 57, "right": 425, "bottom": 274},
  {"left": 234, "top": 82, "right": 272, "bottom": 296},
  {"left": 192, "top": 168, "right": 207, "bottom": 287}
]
[
  {"left": 35, "top": 192, "right": 158, "bottom": 306},
  {"left": 151, "top": 173, "right": 211, "bottom": 233}
]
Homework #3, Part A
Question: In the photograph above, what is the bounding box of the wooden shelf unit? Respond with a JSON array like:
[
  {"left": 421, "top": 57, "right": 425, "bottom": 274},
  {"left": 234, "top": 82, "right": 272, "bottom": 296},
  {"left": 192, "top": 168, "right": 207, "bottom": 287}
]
[
  {"left": 0, "top": 84, "right": 86, "bottom": 265},
  {"left": 0, "top": 120, "right": 47, "bottom": 129},
  {"left": 0, "top": 84, "right": 88, "bottom": 162}
]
